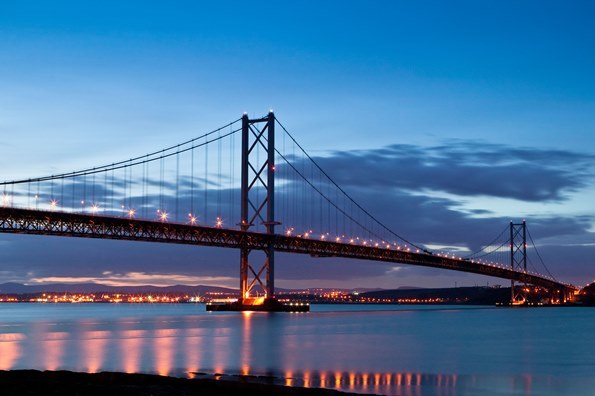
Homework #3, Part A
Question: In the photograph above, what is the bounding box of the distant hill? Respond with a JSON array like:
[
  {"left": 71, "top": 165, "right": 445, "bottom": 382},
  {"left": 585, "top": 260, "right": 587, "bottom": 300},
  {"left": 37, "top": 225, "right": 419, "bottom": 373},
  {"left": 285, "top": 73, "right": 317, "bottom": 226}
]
[{"left": 579, "top": 282, "right": 595, "bottom": 306}]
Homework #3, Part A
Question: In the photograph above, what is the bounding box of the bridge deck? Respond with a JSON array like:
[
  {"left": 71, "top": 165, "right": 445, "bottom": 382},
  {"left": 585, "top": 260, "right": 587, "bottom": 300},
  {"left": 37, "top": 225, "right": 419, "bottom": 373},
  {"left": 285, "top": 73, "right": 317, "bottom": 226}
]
[{"left": 0, "top": 207, "right": 575, "bottom": 292}]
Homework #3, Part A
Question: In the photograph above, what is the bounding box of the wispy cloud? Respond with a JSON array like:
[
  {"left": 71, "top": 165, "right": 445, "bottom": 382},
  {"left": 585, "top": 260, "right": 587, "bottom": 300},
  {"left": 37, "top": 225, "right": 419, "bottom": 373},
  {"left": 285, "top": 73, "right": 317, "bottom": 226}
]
[
  {"left": 29, "top": 272, "right": 237, "bottom": 288},
  {"left": 281, "top": 140, "right": 595, "bottom": 202}
]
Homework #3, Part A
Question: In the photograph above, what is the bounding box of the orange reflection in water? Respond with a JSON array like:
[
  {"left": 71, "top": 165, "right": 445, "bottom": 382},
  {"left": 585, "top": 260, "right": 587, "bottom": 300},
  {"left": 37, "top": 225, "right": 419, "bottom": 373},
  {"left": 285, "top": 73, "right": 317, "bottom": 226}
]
[
  {"left": 241, "top": 311, "right": 252, "bottom": 376},
  {"left": 385, "top": 373, "right": 392, "bottom": 386},
  {"left": 285, "top": 370, "right": 294, "bottom": 387},
  {"left": 319, "top": 371, "right": 327, "bottom": 388},
  {"left": 303, "top": 370, "right": 311, "bottom": 388},
  {"left": 212, "top": 329, "right": 232, "bottom": 375},
  {"left": 81, "top": 330, "right": 111, "bottom": 373},
  {"left": 119, "top": 330, "right": 146, "bottom": 374},
  {"left": 288, "top": 370, "right": 465, "bottom": 395},
  {"left": 0, "top": 333, "right": 24, "bottom": 370},
  {"left": 184, "top": 328, "right": 203, "bottom": 377},
  {"left": 334, "top": 371, "right": 342, "bottom": 388},
  {"left": 43, "top": 332, "right": 68, "bottom": 371},
  {"left": 524, "top": 374, "right": 532, "bottom": 396},
  {"left": 154, "top": 329, "right": 177, "bottom": 376}
]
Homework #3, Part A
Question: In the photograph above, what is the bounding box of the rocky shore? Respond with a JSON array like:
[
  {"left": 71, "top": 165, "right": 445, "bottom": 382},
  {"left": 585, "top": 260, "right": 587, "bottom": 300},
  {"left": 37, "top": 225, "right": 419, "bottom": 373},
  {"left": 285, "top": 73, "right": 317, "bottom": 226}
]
[{"left": 0, "top": 370, "right": 370, "bottom": 396}]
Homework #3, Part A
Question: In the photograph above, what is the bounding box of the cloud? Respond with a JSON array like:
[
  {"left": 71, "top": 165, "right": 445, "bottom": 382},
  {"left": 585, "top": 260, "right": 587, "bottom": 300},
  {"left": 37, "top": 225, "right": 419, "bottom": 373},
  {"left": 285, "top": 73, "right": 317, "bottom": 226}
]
[
  {"left": 279, "top": 140, "right": 594, "bottom": 202},
  {"left": 1, "top": 139, "right": 594, "bottom": 289},
  {"left": 29, "top": 272, "right": 237, "bottom": 288}
]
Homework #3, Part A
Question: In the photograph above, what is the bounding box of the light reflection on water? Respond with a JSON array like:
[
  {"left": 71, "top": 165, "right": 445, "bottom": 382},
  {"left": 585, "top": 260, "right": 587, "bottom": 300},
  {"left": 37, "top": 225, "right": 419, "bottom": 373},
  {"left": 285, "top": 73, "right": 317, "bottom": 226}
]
[{"left": 0, "top": 303, "right": 594, "bottom": 395}]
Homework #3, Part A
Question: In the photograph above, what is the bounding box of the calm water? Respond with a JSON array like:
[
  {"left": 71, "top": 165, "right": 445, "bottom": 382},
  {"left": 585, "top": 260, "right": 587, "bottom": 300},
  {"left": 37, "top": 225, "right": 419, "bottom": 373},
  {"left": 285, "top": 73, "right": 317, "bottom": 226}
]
[{"left": 0, "top": 303, "right": 593, "bottom": 395}]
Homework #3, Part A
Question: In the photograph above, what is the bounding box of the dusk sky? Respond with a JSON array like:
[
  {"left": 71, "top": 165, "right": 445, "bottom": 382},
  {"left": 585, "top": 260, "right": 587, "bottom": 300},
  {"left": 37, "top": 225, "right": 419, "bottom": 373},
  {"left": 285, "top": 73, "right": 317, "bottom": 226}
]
[{"left": 1, "top": 1, "right": 594, "bottom": 290}]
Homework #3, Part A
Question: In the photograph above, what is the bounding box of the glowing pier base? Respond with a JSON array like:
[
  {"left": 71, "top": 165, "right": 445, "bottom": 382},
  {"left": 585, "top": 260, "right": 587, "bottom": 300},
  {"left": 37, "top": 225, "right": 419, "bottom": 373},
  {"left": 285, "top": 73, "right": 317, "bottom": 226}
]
[{"left": 205, "top": 298, "right": 309, "bottom": 312}]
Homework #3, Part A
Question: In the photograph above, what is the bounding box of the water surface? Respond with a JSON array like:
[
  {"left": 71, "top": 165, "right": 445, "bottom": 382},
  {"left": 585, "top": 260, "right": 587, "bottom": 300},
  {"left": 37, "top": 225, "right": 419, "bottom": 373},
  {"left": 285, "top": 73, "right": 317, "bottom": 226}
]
[{"left": 1, "top": 303, "right": 593, "bottom": 395}]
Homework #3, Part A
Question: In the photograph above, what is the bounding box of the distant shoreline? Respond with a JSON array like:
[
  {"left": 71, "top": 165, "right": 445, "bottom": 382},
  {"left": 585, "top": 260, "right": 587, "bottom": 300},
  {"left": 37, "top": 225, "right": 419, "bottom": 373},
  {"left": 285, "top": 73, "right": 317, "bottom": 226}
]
[{"left": 0, "top": 369, "right": 369, "bottom": 396}]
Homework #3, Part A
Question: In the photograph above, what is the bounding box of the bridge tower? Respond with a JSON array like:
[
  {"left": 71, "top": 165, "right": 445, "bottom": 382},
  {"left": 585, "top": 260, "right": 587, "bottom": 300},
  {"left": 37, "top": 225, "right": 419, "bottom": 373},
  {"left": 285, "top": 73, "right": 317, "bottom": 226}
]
[
  {"left": 206, "top": 111, "right": 308, "bottom": 312},
  {"left": 239, "top": 111, "right": 278, "bottom": 303},
  {"left": 510, "top": 221, "right": 527, "bottom": 304}
]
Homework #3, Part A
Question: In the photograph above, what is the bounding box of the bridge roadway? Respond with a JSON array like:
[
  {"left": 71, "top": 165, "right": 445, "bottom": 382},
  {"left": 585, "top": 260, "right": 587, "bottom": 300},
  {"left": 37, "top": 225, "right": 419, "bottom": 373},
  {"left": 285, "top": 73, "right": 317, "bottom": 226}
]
[{"left": 0, "top": 207, "right": 576, "bottom": 293}]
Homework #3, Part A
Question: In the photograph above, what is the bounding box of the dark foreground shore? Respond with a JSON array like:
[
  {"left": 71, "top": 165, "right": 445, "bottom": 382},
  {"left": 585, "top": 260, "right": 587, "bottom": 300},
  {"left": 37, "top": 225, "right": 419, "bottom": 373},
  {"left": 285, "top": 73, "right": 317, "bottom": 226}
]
[{"left": 0, "top": 370, "right": 371, "bottom": 396}]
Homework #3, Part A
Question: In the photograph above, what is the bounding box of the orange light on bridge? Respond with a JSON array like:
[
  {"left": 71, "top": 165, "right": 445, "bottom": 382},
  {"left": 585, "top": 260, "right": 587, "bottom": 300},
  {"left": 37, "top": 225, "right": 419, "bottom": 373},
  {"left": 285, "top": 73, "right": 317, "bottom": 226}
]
[
  {"left": 128, "top": 209, "right": 136, "bottom": 218},
  {"left": 91, "top": 204, "right": 99, "bottom": 214},
  {"left": 50, "top": 199, "right": 58, "bottom": 209},
  {"left": 159, "top": 211, "right": 169, "bottom": 222},
  {"left": 188, "top": 214, "right": 197, "bottom": 225},
  {"left": 215, "top": 217, "right": 223, "bottom": 227},
  {"left": 243, "top": 296, "right": 265, "bottom": 306}
]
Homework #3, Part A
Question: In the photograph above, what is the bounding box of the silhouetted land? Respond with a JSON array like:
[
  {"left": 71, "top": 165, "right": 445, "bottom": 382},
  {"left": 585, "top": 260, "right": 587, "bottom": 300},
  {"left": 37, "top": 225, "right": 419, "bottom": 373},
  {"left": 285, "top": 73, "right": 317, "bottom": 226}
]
[
  {"left": 0, "top": 370, "right": 370, "bottom": 396},
  {"left": 359, "top": 286, "right": 513, "bottom": 304},
  {"left": 2, "top": 283, "right": 592, "bottom": 305},
  {"left": 579, "top": 282, "right": 595, "bottom": 305}
]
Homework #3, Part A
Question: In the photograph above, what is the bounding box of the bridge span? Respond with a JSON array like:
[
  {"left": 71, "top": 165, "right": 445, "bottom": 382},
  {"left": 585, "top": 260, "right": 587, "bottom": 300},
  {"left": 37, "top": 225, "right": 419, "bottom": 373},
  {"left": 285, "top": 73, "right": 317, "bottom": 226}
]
[
  {"left": 0, "top": 207, "right": 576, "bottom": 298},
  {"left": 0, "top": 112, "right": 580, "bottom": 308}
]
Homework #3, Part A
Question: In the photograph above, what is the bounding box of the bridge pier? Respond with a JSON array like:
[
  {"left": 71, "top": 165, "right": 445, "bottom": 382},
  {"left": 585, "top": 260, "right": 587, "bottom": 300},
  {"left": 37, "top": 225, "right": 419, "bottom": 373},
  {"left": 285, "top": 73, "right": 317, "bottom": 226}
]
[{"left": 558, "top": 287, "right": 575, "bottom": 304}]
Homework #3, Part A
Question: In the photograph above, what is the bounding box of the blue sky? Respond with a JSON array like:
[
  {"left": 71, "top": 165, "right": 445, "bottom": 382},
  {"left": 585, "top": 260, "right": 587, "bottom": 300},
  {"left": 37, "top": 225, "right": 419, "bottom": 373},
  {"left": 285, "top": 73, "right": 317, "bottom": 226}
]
[{"left": 1, "top": 1, "right": 594, "bottom": 290}]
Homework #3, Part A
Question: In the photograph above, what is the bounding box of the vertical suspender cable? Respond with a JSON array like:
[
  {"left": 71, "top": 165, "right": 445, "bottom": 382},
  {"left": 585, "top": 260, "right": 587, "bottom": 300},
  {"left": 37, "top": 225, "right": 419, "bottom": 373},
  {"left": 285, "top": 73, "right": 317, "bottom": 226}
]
[
  {"left": 191, "top": 144, "right": 195, "bottom": 220},
  {"left": 159, "top": 153, "right": 164, "bottom": 214},
  {"left": 230, "top": 125, "right": 234, "bottom": 226},
  {"left": 204, "top": 136, "right": 208, "bottom": 223},
  {"left": 217, "top": 127, "right": 222, "bottom": 219},
  {"left": 104, "top": 169, "right": 108, "bottom": 213},
  {"left": 61, "top": 176, "right": 64, "bottom": 209},
  {"left": 176, "top": 147, "right": 180, "bottom": 222}
]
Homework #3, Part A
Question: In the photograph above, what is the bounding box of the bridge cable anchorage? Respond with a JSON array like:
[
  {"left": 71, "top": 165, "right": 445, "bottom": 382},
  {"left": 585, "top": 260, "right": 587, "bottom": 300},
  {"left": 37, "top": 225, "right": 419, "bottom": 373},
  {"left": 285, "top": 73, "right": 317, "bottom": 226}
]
[{"left": 275, "top": 118, "right": 426, "bottom": 251}]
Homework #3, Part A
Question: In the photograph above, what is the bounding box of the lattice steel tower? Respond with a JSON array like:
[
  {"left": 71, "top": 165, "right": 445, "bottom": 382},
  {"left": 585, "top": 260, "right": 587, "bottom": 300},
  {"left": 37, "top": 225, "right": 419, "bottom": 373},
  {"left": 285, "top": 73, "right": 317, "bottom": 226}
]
[
  {"left": 510, "top": 221, "right": 527, "bottom": 303},
  {"left": 239, "top": 111, "right": 278, "bottom": 302}
]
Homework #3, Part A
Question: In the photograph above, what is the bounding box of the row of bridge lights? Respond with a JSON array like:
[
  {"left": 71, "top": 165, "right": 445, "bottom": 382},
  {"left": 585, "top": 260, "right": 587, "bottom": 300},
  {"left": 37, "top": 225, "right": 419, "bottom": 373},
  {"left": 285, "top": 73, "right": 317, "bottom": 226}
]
[
  {"left": 283, "top": 226, "right": 552, "bottom": 280},
  {"left": 4, "top": 193, "right": 229, "bottom": 228},
  {"left": 0, "top": 194, "right": 563, "bottom": 282},
  {"left": 285, "top": 228, "right": 417, "bottom": 252},
  {"left": 1, "top": 194, "right": 555, "bottom": 281}
]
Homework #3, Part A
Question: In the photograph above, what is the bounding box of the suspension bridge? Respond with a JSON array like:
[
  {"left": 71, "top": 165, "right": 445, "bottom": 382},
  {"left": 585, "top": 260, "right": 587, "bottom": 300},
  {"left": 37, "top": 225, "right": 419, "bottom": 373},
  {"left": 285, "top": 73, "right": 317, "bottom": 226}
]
[{"left": 0, "top": 112, "right": 577, "bottom": 310}]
